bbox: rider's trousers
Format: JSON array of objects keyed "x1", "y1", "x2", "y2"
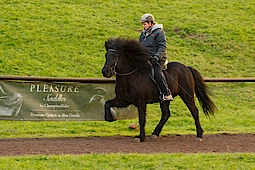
[{"x1": 151, "y1": 60, "x2": 171, "y2": 96}]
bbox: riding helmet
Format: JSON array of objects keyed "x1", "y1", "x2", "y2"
[{"x1": 140, "y1": 14, "x2": 155, "y2": 23}]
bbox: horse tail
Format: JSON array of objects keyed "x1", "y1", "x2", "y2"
[{"x1": 188, "y1": 67, "x2": 216, "y2": 117}]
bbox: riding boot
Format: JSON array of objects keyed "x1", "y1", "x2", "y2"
[
  {"x1": 163, "y1": 89, "x2": 173, "y2": 101},
  {"x1": 157, "y1": 77, "x2": 173, "y2": 101},
  {"x1": 151, "y1": 59, "x2": 173, "y2": 101}
]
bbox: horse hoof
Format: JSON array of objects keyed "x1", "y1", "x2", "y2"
[
  {"x1": 133, "y1": 138, "x2": 140, "y2": 143},
  {"x1": 197, "y1": 137, "x2": 203, "y2": 142},
  {"x1": 150, "y1": 135, "x2": 158, "y2": 139}
]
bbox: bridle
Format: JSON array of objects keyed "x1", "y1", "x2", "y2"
[{"x1": 105, "y1": 49, "x2": 141, "y2": 76}]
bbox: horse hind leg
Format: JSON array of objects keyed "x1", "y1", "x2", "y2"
[
  {"x1": 181, "y1": 94, "x2": 204, "y2": 139},
  {"x1": 151, "y1": 101, "x2": 171, "y2": 138}
]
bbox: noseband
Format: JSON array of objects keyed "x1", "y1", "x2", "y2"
[{"x1": 105, "y1": 49, "x2": 141, "y2": 76}]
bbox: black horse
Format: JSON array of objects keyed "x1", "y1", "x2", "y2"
[{"x1": 102, "y1": 38, "x2": 216, "y2": 142}]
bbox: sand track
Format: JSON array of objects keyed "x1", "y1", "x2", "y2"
[{"x1": 1, "y1": 133, "x2": 254, "y2": 156}]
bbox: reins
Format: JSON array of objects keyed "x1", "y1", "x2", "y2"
[{"x1": 115, "y1": 66, "x2": 141, "y2": 76}]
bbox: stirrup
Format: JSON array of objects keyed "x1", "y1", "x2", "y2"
[{"x1": 162, "y1": 94, "x2": 173, "y2": 101}]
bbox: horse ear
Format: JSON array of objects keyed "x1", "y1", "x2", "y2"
[{"x1": 105, "y1": 41, "x2": 108, "y2": 51}]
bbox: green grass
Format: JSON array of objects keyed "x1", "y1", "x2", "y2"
[
  {"x1": 0, "y1": 0, "x2": 254, "y2": 168},
  {"x1": 0, "y1": 0, "x2": 254, "y2": 78},
  {"x1": 0, "y1": 153, "x2": 255, "y2": 169},
  {"x1": 0, "y1": 82, "x2": 254, "y2": 138}
]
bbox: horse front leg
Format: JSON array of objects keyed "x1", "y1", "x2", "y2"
[
  {"x1": 104, "y1": 98, "x2": 129, "y2": 122},
  {"x1": 134, "y1": 103, "x2": 147, "y2": 142}
]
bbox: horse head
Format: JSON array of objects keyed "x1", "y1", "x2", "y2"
[
  {"x1": 102, "y1": 38, "x2": 150, "y2": 78},
  {"x1": 102, "y1": 40, "x2": 119, "y2": 78}
]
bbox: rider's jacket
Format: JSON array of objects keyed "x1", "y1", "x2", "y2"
[{"x1": 139, "y1": 23, "x2": 167, "y2": 66}]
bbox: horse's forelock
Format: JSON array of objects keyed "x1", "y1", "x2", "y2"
[
  {"x1": 105, "y1": 38, "x2": 116, "y2": 50},
  {"x1": 106, "y1": 38, "x2": 121, "y2": 50}
]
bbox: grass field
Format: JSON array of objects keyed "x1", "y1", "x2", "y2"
[
  {"x1": 0, "y1": 0, "x2": 254, "y2": 169},
  {"x1": 0, "y1": 0, "x2": 254, "y2": 78},
  {"x1": 1, "y1": 153, "x2": 255, "y2": 169}
]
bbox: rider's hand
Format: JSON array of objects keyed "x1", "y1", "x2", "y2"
[{"x1": 150, "y1": 57, "x2": 158, "y2": 65}]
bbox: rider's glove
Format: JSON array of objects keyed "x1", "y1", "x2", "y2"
[{"x1": 150, "y1": 57, "x2": 158, "y2": 65}]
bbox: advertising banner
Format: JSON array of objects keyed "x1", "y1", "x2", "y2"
[{"x1": 0, "y1": 80, "x2": 137, "y2": 121}]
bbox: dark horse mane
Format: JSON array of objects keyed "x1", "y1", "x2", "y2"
[{"x1": 105, "y1": 38, "x2": 151, "y2": 68}]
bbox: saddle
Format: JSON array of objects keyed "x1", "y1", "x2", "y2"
[{"x1": 148, "y1": 59, "x2": 168, "y2": 94}]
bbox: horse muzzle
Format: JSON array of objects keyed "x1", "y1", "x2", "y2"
[{"x1": 102, "y1": 66, "x2": 113, "y2": 78}]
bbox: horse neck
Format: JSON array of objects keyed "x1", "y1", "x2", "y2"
[
  {"x1": 116, "y1": 55, "x2": 137, "y2": 74},
  {"x1": 116, "y1": 59, "x2": 150, "y2": 82}
]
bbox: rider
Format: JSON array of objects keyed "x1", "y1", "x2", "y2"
[{"x1": 139, "y1": 14, "x2": 173, "y2": 101}]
